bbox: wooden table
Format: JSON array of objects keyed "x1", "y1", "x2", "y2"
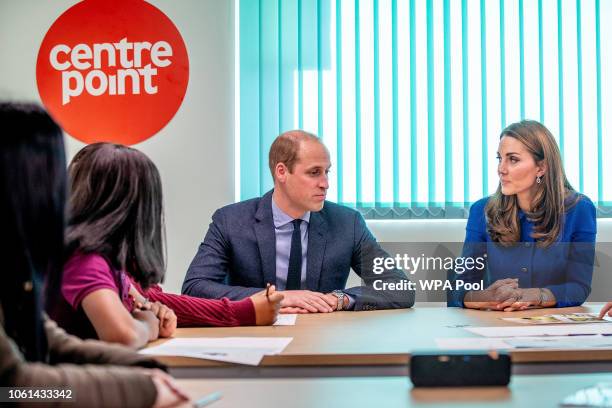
[
  {"x1": 176, "y1": 373, "x2": 612, "y2": 408},
  {"x1": 149, "y1": 303, "x2": 612, "y2": 371}
]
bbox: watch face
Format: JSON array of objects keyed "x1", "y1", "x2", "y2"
[{"x1": 333, "y1": 291, "x2": 344, "y2": 310}]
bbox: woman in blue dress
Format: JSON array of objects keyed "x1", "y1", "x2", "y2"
[{"x1": 448, "y1": 120, "x2": 596, "y2": 311}]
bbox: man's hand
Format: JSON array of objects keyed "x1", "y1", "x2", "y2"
[
  {"x1": 279, "y1": 306, "x2": 310, "y2": 314},
  {"x1": 279, "y1": 292, "x2": 347, "y2": 314},
  {"x1": 280, "y1": 290, "x2": 336, "y2": 313},
  {"x1": 325, "y1": 291, "x2": 350, "y2": 310}
]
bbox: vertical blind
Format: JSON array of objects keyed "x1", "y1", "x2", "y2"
[{"x1": 237, "y1": 0, "x2": 612, "y2": 218}]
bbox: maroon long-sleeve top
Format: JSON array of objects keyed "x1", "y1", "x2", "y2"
[{"x1": 131, "y1": 279, "x2": 256, "y2": 327}]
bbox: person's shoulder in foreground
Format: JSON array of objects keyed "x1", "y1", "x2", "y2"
[{"x1": 0, "y1": 302, "x2": 166, "y2": 407}]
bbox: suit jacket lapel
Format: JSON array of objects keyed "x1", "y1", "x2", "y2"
[
  {"x1": 254, "y1": 191, "x2": 277, "y2": 286},
  {"x1": 306, "y1": 211, "x2": 328, "y2": 291}
]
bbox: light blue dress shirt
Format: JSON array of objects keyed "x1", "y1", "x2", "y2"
[
  {"x1": 271, "y1": 198, "x2": 310, "y2": 290},
  {"x1": 271, "y1": 198, "x2": 355, "y2": 309}
]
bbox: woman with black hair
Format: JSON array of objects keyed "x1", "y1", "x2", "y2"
[
  {"x1": 0, "y1": 102, "x2": 188, "y2": 406},
  {"x1": 49, "y1": 142, "x2": 282, "y2": 347}
]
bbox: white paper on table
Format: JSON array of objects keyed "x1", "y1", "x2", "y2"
[
  {"x1": 273, "y1": 314, "x2": 297, "y2": 326},
  {"x1": 505, "y1": 335, "x2": 612, "y2": 349},
  {"x1": 140, "y1": 337, "x2": 293, "y2": 366},
  {"x1": 146, "y1": 349, "x2": 265, "y2": 366},
  {"x1": 436, "y1": 335, "x2": 612, "y2": 351},
  {"x1": 561, "y1": 382, "x2": 612, "y2": 407},
  {"x1": 466, "y1": 323, "x2": 612, "y2": 338},
  {"x1": 435, "y1": 338, "x2": 514, "y2": 350}
]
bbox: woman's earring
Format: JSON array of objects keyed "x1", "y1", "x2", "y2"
[{"x1": 536, "y1": 175, "x2": 542, "y2": 184}]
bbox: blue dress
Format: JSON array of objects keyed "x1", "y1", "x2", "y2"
[{"x1": 448, "y1": 194, "x2": 597, "y2": 308}]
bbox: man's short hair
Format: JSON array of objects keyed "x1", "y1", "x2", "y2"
[{"x1": 268, "y1": 130, "x2": 320, "y2": 180}]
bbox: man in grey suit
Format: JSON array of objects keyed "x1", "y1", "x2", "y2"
[{"x1": 182, "y1": 130, "x2": 414, "y2": 312}]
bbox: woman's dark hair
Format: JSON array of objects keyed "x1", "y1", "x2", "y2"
[
  {"x1": 66, "y1": 143, "x2": 165, "y2": 288},
  {"x1": 0, "y1": 102, "x2": 66, "y2": 362}
]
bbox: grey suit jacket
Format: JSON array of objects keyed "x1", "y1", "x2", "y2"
[{"x1": 182, "y1": 191, "x2": 414, "y2": 310}]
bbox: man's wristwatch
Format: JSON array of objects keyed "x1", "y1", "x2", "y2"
[{"x1": 332, "y1": 290, "x2": 345, "y2": 311}]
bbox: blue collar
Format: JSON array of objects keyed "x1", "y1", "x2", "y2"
[{"x1": 271, "y1": 197, "x2": 311, "y2": 228}]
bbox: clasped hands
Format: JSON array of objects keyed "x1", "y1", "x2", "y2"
[
  {"x1": 278, "y1": 290, "x2": 348, "y2": 314},
  {"x1": 464, "y1": 278, "x2": 545, "y2": 311},
  {"x1": 130, "y1": 285, "x2": 177, "y2": 338}
]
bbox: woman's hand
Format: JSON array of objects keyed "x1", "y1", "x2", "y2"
[
  {"x1": 137, "y1": 300, "x2": 177, "y2": 338},
  {"x1": 147, "y1": 369, "x2": 189, "y2": 408},
  {"x1": 149, "y1": 301, "x2": 177, "y2": 338},
  {"x1": 498, "y1": 288, "x2": 540, "y2": 311},
  {"x1": 501, "y1": 288, "x2": 557, "y2": 311},
  {"x1": 464, "y1": 279, "x2": 520, "y2": 310},
  {"x1": 131, "y1": 309, "x2": 160, "y2": 341},
  {"x1": 250, "y1": 285, "x2": 284, "y2": 325},
  {"x1": 599, "y1": 302, "x2": 612, "y2": 319}
]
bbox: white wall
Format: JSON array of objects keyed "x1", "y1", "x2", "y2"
[{"x1": 0, "y1": 0, "x2": 235, "y2": 293}]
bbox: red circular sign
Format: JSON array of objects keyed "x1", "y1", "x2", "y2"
[{"x1": 36, "y1": 0, "x2": 189, "y2": 145}]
